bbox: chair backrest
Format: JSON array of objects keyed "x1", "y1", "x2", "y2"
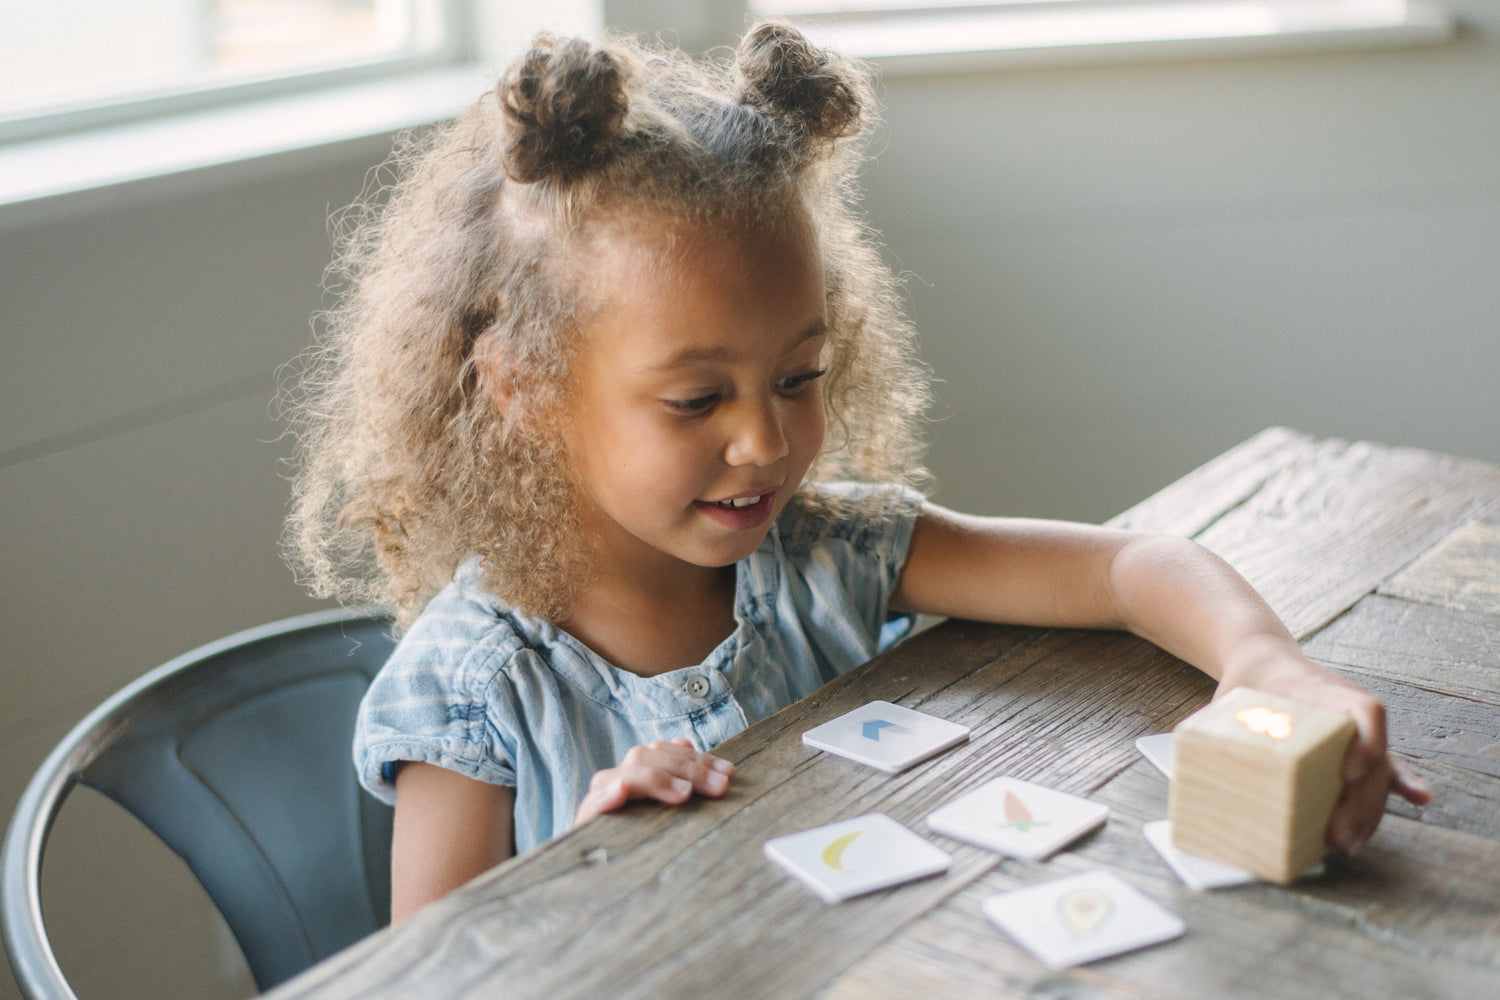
[{"x1": 2, "y1": 606, "x2": 397, "y2": 999}]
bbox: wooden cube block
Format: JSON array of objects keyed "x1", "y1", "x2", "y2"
[{"x1": 1168, "y1": 687, "x2": 1354, "y2": 884}]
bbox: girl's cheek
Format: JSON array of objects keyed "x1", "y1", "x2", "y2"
[{"x1": 800, "y1": 395, "x2": 827, "y2": 450}]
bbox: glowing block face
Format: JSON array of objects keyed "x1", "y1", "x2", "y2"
[
  {"x1": 1234, "y1": 706, "x2": 1293, "y2": 740},
  {"x1": 1168, "y1": 687, "x2": 1355, "y2": 884}
]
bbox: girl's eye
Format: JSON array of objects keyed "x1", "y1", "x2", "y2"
[
  {"x1": 665, "y1": 369, "x2": 824, "y2": 416},
  {"x1": 777, "y1": 368, "x2": 827, "y2": 393},
  {"x1": 666, "y1": 393, "x2": 720, "y2": 415}
]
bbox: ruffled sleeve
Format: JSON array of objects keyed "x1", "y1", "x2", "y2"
[
  {"x1": 773, "y1": 481, "x2": 924, "y2": 657},
  {"x1": 352, "y1": 581, "x2": 521, "y2": 804}
]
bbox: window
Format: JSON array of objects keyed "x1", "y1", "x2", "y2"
[
  {"x1": 0, "y1": 0, "x2": 613, "y2": 221},
  {"x1": 746, "y1": 1, "x2": 1455, "y2": 71},
  {"x1": 0, "y1": 0, "x2": 462, "y2": 142}
]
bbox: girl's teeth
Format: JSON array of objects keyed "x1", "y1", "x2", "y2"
[{"x1": 716, "y1": 495, "x2": 759, "y2": 508}]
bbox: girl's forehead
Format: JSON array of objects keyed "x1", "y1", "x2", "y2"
[
  {"x1": 567, "y1": 207, "x2": 829, "y2": 364},
  {"x1": 578, "y1": 217, "x2": 825, "y2": 332}
]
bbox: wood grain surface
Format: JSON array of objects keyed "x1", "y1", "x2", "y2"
[
  {"x1": 269, "y1": 429, "x2": 1500, "y2": 1000},
  {"x1": 1380, "y1": 504, "x2": 1500, "y2": 616}
]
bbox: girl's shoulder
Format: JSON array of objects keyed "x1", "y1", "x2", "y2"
[
  {"x1": 373, "y1": 559, "x2": 545, "y2": 695},
  {"x1": 353, "y1": 559, "x2": 536, "y2": 803}
]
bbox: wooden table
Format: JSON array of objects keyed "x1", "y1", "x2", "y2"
[{"x1": 272, "y1": 428, "x2": 1500, "y2": 1000}]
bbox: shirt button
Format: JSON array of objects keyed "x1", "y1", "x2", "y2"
[{"x1": 684, "y1": 675, "x2": 711, "y2": 699}]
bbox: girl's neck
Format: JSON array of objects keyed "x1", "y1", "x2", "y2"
[{"x1": 560, "y1": 562, "x2": 738, "y2": 678}]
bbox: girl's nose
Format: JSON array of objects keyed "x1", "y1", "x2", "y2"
[{"x1": 724, "y1": 398, "x2": 790, "y2": 467}]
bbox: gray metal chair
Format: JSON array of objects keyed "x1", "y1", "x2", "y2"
[{"x1": 2, "y1": 606, "x2": 397, "y2": 999}]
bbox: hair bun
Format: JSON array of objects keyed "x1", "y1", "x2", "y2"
[
  {"x1": 497, "y1": 36, "x2": 631, "y2": 183},
  {"x1": 736, "y1": 22, "x2": 864, "y2": 144}
]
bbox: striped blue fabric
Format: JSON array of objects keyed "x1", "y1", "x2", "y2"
[{"x1": 353, "y1": 481, "x2": 922, "y2": 853}]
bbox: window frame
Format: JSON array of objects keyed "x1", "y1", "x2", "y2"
[
  {"x1": 0, "y1": 0, "x2": 474, "y2": 145},
  {"x1": 0, "y1": 0, "x2": 612, "y2": 228},
  {"x1": 747, "y1": 0, "x2": 1457, "y2": 76}
]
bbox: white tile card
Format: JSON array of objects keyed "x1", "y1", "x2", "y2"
[
  {"x1": 983, "y1": 870, "x2": 1185, "y2": 969},
  {"x1": 1143, "y1": 819, "x2": 1324, "y2": 889},
  {"x1": 802, "y1": 700, "x2": 969, "y2": 773},
  {"x1": 1135, "y1": 733, "x2": 1175, "y2": 778},
  {"x1": 1142, "y1": 819, "x2": 1257, "y2": 891},
  {"x1": 764, "y1": 813, "x2": 951, "y2": 903},
  {"x1": 926, "y1": 777, "x2": 1108, "y2": 860}
]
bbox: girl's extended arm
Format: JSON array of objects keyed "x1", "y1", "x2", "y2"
[
  {"x1": 391, "y1": 762, "x2": 515, "y2": 922},
  {"x1": 890, "y1": 502, "x2": 1430, "y2": 856}
]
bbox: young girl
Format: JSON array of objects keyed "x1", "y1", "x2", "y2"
[{"x1": 283, "y1": 22, "x2": 1427, "y2": 922}]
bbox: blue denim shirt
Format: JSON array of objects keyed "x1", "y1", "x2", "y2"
[{"x1": 353, "y1": 481, "x2": 921, "y2": 853}]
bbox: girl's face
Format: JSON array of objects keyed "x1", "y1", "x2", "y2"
[{"x1": 561, "y1": 211, "x2": 828, "y2": 585}]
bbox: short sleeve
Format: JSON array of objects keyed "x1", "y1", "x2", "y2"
[
  {"x1": 352, "y1": 602, "x2": 519, "y2": 805},
  {"x1": 773, "y1": 481, "x2": 924, "y2": 654}
]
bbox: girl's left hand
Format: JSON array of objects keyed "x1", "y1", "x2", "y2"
[{"x1": 1215, "y1": 660, "x2": 1431, "y2": 857}]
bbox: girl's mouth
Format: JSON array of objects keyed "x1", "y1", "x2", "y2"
[{"x1": 696, "y1": 491, "x2": 775, "y2": 530}]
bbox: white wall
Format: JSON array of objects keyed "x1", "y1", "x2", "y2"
[
  {"x1": 1, "y1": 156, "x2": 379, "y2": 999},
  {"x1": 861, "y1": 8, "x2": 1500, "y2": 522},
  {"x1": 3, "y1": 4, "x2": 1497, "y2": 997}
]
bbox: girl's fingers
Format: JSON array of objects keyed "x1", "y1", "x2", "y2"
[
  {"x1": 1330, "y1": 753, "x2": 1428, "y2": 856},
  {"x1": 573, "y1": 779, "x2": 630, "y2": 827},
  {"x1": 1328, "y1": 703, "x2": 1431, "y2": 855},
  {"x1": 1391, "y1": 759, "x2": 1431, "y2": 806},
  {"x1": 574, "y1": 743, "x2": 736, "y2": 828},
  {"x1": 620, "y1": 742, "x2": 734, "y2": 797},
  {"x1": 1324, "y1": 699, "x2": 1389, "y2": 854},
  {"x1": 1328, "y1": 763, "x2": 1387, "y2": 856}
]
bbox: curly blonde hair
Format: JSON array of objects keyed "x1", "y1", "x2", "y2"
[{"x1": 281, "y1": 22, "x2": 931, "y2": 627}]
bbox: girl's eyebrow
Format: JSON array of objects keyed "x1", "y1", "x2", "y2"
[{"x1": 645, "y1": 320, "x2": 828, "y2": 373}]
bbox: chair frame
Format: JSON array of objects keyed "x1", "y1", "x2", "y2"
[{"x1": 2, "y1": 605, "x2": 395, "y2": 1000}]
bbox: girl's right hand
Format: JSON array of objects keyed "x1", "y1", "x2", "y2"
[{"x1": 574, "y1": 738, "x2": 734, "y2": 827}]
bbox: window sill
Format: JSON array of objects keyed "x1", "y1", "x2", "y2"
[
  {"x1": 0, "y1": 66, "x2": 488, "y2": 231},
  {"x1": 794, "y1": 1, "x2": 1456, "y2": 76}
]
